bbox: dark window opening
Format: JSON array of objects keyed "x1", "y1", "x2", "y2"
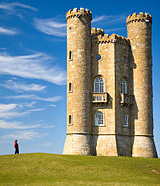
[
  {"x1": 69, "y1": 115, "x2": 72, "y2": 124},
  {"x1": 69, "y1": 51, "x2": 72, "y2": 60},
  {"x1": 69, "y1": 83, "x2": 72, "y2": 92}
]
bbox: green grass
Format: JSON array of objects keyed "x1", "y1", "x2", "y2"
[{"x1": 0, "y1": 153, "x2": 160, "y2": 185}]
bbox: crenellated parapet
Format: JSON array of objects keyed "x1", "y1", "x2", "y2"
[
  {"x1": 66, "y1": 8, "x2": 92, "y2": 21},
  {"x1": 97, "y1": 34, "x2": 130, "y2": 46},
  {"x1": 126, "y1": 12, "x2": 152, "y2": 25},
  {"x1": 91, "y1": 27, "x2": 104, "y2": 36}
]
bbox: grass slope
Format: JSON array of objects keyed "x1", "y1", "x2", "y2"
[{"x1": 0, "y1": 153, "x2": 160, "y2": 185}]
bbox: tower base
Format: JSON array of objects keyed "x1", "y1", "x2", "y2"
[
  {"x1": 132, "y1": 136, "x2": 158, "y2": 158},
  {"x1": 63, "y1": 134, "x2": 92, "y2": 155},
  {"x1": 93, "y1": 135, "x2": 118, "y2": 156}
]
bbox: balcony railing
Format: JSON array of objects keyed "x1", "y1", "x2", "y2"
[
  {"x1": 93, "y1": 92, "x2": 107, "y2": 103},
  {"x1": 120, "y1": 93, "x2": 134, "y2": 105}
]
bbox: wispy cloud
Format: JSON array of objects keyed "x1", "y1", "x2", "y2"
[
  {"x1": 92, "y1": 15, "x2": 112, "y2": 23},
  {"x1": 5, "y1": 94, "x2": 62, "y2": 103},
  {"x1": 0, "y1": 2, "x2": 37, "y2": 12},
  {"x1": 42, "y1": 142, "x2": 52, "y2": 147},
  {"x1": 105, "y1": 27, "x2": 125, "y2": 33},
  {"x1": 0, "y1": 103, "x2": 17, "y2": 113},
  {"x1": 0, "y1": 119, "x2": 55, "y2": 130},
  {"x1": 1, "y1": 79, "x2": 46, "y2": 92},
  {"x1": 0, "y1": 27, "x2": 18, "y2": 35},
  {"x1": 0, "y1": 103, "x2": 28, "y2": 119},
  {"x1": 1, "y1": 130, "x2": 41, "y2": 140},
  {"x1": 0, "y1": 120, "x2": 42, "y2": 129},
  {"x1": 92, "y1": 14, "x2": 127, "y2": 35},
  {"x1": 0, "y1": 111, "x2": 28, "y2": 119},
  {"x1": 25, "y1": 101, "x2": 36, "y2": 108},
  {"x1": 28, "y1": 108, "x2": 44, "y2": 112},
  {"x1": 92, "y1": 14, "x2": 126, "y2": 25},
  {"x1": 0, "y1": 52, "x2": 66, "y2": 85},
  {"x1": 0, "y1": 102, "x2": 47, "y2": 119},
  {"x1": 34, "y1": 18, "x2": 66, "y2": 37}
]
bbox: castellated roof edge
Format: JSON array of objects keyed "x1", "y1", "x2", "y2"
[
  {"x1": 91, "y1": 27, "x2": 104, "y2": 36},
  {"x1": 66, "y1": 8, "x2": 92, "y2": 20},
  {"x1": 126, "y1": 12, "x2": 152, "y2": 25},
  {"x1": 97, "y1": 34, "x2": 130, "y2": 45}
]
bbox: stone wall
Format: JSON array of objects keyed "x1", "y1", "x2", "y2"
[{"x1": 63, "y1": 9, "x2": 157, "y2": 158}]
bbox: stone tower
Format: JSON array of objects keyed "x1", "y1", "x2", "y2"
[
  {"x1": 63, "y1": 8, "x2": 92, "y2": 155},
  {"x1": 126, "y1": 13, "x2": 157, "y2": 157},
  {"x1": 63, "y1": 8, "x2": 158, "y2": 158}
]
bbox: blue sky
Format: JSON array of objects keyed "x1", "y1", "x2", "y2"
[{"x1": 0, "y1": 0, "x2": 160, "y2": 157}]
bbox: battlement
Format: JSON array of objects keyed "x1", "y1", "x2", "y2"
[
  {"x1": 91, "y1": 27, "x2": 104, "y2": 36},
  {"x1": 66, "y1": 8, "x2": 92, "y2": 21},
  {"x1": 97, "y1": 34, "x2": 129, "y2": 46},
  {"x1": 126, "y1": 12, "x2": 152, "y2": 25}
]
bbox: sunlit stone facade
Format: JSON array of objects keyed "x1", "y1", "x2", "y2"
[{"x1": 63, "y1": 8, "x2": 157, "y2": 158}]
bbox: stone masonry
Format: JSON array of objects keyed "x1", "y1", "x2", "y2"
[{"x1": 63, "y1": 8, "x2": 158, "y2": 158}]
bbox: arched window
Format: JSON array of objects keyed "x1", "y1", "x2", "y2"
[
  {"x1": 69, "y1": 51, "x2": 72, "y2": 60},
  {"x1": 94, "y1": 77, "x2": 104, "y2": 93},
  {"x1": 121, "y1": 80, "x2": 127, "y2": 94},
  {"x1": 95, "y1": 111, "x2": 103, "y2": 126}
]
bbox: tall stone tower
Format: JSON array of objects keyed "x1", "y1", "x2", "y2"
[
  {"x1": 126, "y1": 13, "x2": 157, "y2": 157},
  {"x1": 63, "y1": 8, "x2": 92, "y2": 155},
  {"x1": 63, "y1": 8, "x2": 157, "y2": 158}
]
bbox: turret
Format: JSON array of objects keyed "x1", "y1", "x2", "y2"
[
  {"x1": 63, "y1": 8, "x2": 92, "y2": 155},
  {"x1": 126, "y1": 12, "x2": 157, "y2": 157}
]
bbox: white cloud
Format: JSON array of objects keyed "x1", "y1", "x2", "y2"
[
  {"x1": 0, "y1": 27, "x2": 18, "y2": 35},
  {"x1": 1, "y1": 79, "x2": 46, "y2": 92},
  {"x1": 42, "y1": 142, "x2": 52, "y2": 146},
  {"x1": 0, "y1": 120, "x2": 42, "y2": 129},
  {"x1": 92, "y1": 15, "x2": 111, "y2": 23},
  {"x1": 34, "y1": 18, "x2": 66, "y2": 37},
  {"x1": 1, "y1": 130, "x2": 40, "y2": 140},
  {"x1": 6, "y1": 94, "x2": 62, "y2": 103},
  {"x1": 0, "y1": 111, "x2": 28, "y2": 119},
  {"x1": 0, "y1": 119, "x2": 55, "y2": 130},
  {"x1": 0, "y1": 2, "x2": 37, "y2": 12},
  {"x1": 0, "y1": 103, "x2": 17, "y2": 113},
  {"x1": 92, "y1": 14, "x2": 126, "y2": 26},
  {"x1": 0, "y1": 103, "x2": 28, "y2": 119},
  {"x1": 105, "y1": 27, "x2": 125, "y2": 33},
  {"x1": 0, "y1": 102, "x2": 42, "y2": 119},
  {"x1": 49, "y1": 104, "x2": 57, "y2": 108},
  {"x1": 24, "y1": 101, "x2": 36, "y2": 108},
  {"x1": 28, "y1": 108, "x2": 44, "y2": 112},
  {"x1": 0, "y1": 52, "x2": 66, "y2": 85},
  {"x1": 43, "y1": 125, "x2": 55, "y2": 128}
]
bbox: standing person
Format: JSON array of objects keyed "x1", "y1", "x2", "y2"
[{"x1": 14, "y1": 140, "x2": 19, "y2": 154}]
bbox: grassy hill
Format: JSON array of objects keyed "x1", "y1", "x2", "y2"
[{"x1": 0, "y1": 153, "x2": 160, "y2": 185}]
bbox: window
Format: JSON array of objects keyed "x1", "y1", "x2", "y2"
[
  {"x1": 96, "y1": 54, "x2": 101, "y2": 61},
  {"x1": 124, "y1": 57, "x2": 127, "y2": 62},
  {"x1": 94, "y1": 77, "x2": 104, "y2": 93},
  {"x1": 69, "y1": 83, "x2": 72, "y2": 92},
  {"x1": 69, "y1": 115, "x2": 71, "y2": 124},
  {"x1": 95, "y1": 111, "x2": 103, "y2": 126},
  {"x1": 69, "y1": 51, "x2": 72, "y2": 60},
  {"x1": 121, "y1": 80, "x2": 127, "y2": 94},
  {"x1": 123, "y1": 114, "x2": 128, "y2": 127}
]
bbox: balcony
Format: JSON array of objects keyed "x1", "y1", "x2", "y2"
[
  {"x1": 120, "y1": 93, "x2": 134, "y2": 105},
  {"x1": 92, "y1": 92, "x2": 108, "y2": 103}
]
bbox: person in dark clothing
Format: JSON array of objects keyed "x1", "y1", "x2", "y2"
[{"x1": 14, "y1": 140, "x2": 19, "y2": 154}]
